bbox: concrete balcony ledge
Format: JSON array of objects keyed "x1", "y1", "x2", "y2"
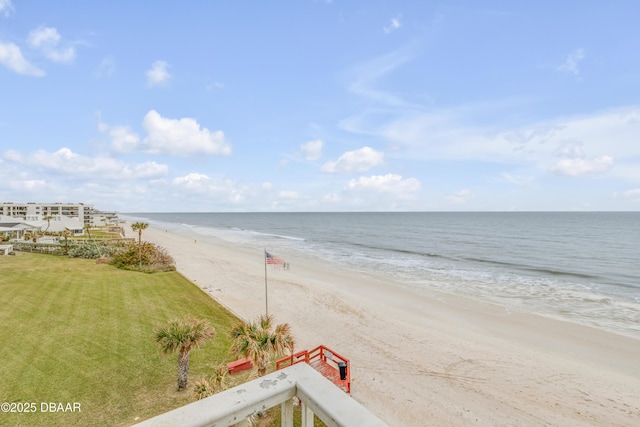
[{"x1": 135, "y1": 362, "x2": 388, "y2": 427}]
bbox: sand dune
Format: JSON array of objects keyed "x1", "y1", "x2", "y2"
[{"x1": 140, "y1": 225, "x2": 640, "y2": 426}]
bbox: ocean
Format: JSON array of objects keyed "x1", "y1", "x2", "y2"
[{"x1": 125, "y1": 212, "x2": 640, "y2": 339}]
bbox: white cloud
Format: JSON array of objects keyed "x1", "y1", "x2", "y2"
[
  {"x1": 120, "y1": 162, "x2": 168, "y2": 179},
  {"x1": 446, "y1": 189, "x2": 474, "y2": 205},
  {"x1": 99, "y1": 111, "x2": 231, "y2": 157},
  {"x1": 322, "y1": 193, "x2": 340, "y2": 203},
  {"x1": 378, "y1": 106, "x2": 640, "y2": 177},
  {"x1": 384, "y1": 16, "x2": 402, "y2": 34},
  {"x1": 278, "y1": 190, "x2": 299, "y2": 200},
  {"x1": 548, "y1": 141, "x2": 613, "y2": 176},
  {"x1": 346, "y1": 173, "x2": 420, "y2": 195},
  {"x1": 27, "y1": 27, "x2": 60, "y2": 48},
  {"x1": 301, "y1": 139, "x2": 324, "y2": 160},
  {"x1": 624, "y1": 189, "x2": 640, "y2": 202},
  {"x1": 103, "y1": 124, "x2": 140, "y2": 153},
  {"x1": 557, "y1": 48, "x2": 585, "y2": 75},
  {"x1": 206, "y1": 81, "x2": 224, "y2": 91},
  {"x1": 554, "y1": 141, "x2": 584, "y2": 158},
  {"x1": 27, "y1": 27, "x2": 76, "y2": 63},
  {"x1": 47, "y1": 47, "x2": 75, "y2": 63},
  {"x1": 3, "y1": 149, "x2": 21, "y2": 162},
  {"x1": 97, "y1": 56, "x2": 115, "y2": 77},
  {"x1": 261, "y1": 182, "x2": 273, "y2": 191},
  {"x1": 142, "y1": 110, "x2": 231, "y2": 156},
  {"x1": 550, "y1": 156, "x2": 613, "y2": 176},
  {"x1": 9, "y1": 179, "x2": 47, "y2": 191},
  {"x1": 276, "y1": 158, "x2": 289, "y2": 169},
  {"x1": 321, "y1": 146, "x2": 384, "y2": 173},
  {"x1": 342, "y1": 49, "x2": 635, "y2": 182},
  {"x1": 0, "y1": 41, "x2": 45, "y2": 76},
  {"x1": 3, "y1": 147, "x2": 168, "y2": 179},
  {"x1": 172, "y1": 173, "x2": 246, "y2": 203},
  {"x1": 172, "y1": 173, "x2": 211, "y2": 189},
  {"x1": 0, "y1": 0, "x2": 14, "y2": 17},
  {"x1": 346, "y1": 46, "x2": 419, "y2": 109},
  {"x1": 500, "y1": 172, "x2": 533, "y2": 186},
  {"x1": 146, "y1": 60, "x2": 171, "y2": 87}
]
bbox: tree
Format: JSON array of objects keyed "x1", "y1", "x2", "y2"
[
  {"x1": 130, "y1": 222, "x2": 149, "y2": 269},
  {"x1": 230, "y1": 315, "x2": 295, "y2": 377},
  {"x1": 155, "y1": 318, "x2": 215, "y2": 391},
  {"x1": 84, "y1": 224, "x2": 92, "y2": 240},
  {"x1": 59, "y1": 229, "x2": 72, "y2": 255},
  {"x1": 193, "y1": 363, "x2": 232, "y2": 400},
  {"x1": 44, "y1": 216, "x2": 53, "y2": 232}
]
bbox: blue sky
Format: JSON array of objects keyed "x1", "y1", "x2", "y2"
[{"x1": 1, "y1": 1, "x2": 639, "y2": 212}]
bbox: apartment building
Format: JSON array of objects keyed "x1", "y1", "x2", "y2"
[{"x1": 0, "y1": 202, "x2": 118, "y2": 233}]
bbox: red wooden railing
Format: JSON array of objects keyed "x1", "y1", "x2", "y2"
[{"x1": 276, "y1": 345, "x2": 350, "y2": 393}]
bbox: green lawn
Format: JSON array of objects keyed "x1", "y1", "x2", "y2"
[
  {"x1": 0, "y1": 253, "x2": 240, "y2": 426},
  {"x1": 72, "y1": 229, "x2": 123, "y2": 240}
]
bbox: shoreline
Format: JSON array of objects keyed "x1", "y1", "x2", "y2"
[{"x1": 137, "y1": 224, "x2": 640, "y2": 426}]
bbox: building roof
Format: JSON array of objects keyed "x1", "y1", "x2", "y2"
[{"x1": 0, "y1": 222, "x2": 39, "y2": 230}]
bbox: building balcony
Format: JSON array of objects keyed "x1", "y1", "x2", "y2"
[{"x1": 134, "y1": 362, "x2": 388, "y2": 427}]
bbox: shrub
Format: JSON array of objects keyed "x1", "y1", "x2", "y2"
[
  {"x1": 67, "y1": 241, "x2": 122, "y2": 259},
  {"x1": 11, "y1": 242, "x2": 65, "y2": 256},
  {"x1": 110, "y1": 242, "x2": 175, "y2": 272}
]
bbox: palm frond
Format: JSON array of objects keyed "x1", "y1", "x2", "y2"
[
  {"x1": 229, "y1": 315, "x2": 295, "y2": 376},
  {"x1": 155, "y1": 317, "x2": 215, "y2": 356}
]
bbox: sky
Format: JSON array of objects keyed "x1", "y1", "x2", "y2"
[{"x1": 1, "y1": 1, "x2": 639, "y2": 212}]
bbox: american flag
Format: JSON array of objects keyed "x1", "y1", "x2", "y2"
[{"x1": 265, "y1": 251, "x2": 285, "y2": 266}]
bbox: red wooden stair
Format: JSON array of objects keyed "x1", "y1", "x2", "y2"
[{"x1": 276, "y1": 345, "x2": 350, "y2": 394}]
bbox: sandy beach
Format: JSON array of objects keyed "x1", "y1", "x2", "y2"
[{"x1": 139, "y1": 225, "x2": 640, "y2": 426}]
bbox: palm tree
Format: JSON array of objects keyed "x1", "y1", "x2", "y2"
[
  {"x1": 193, "y1": 363, "x2": 232, "y2": 400},
  {"x1": 44, "y1": 215, "x2": 53, "y2": 232},
  {"x1": 155, "y1": 318, "x2": 215, "y2": 391},
  {"x1": 59, "y1": 229, "x2": 72, "y2": 255},
  {"x1": 83, "y1": 224, "x2": 92, "y2": 240},
  {"x1": 130, "y1": 222, "x2": 149, "y2": 269},
  {"x1": 230, "y1": 315, "x2": 295, "y2": 377}
]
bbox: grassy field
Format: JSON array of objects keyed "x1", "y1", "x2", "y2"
[
  {"x1": 74, "y1": 229, "x2": 124, "y2": 240},
  {"x1": 0, "y1": 252, "x2": 240, "y2": 426}
]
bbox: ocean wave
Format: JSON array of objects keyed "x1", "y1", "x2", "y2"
[
  {"x1": 523, "y1": 266, "x2": 600, "y2": 280},
  {"x1": 336, "y1": 240, "x2": 448, "y2": 260},
  {"x1": 246, "y1": 230, "x2": 306, "y2": 241},
  {"x1": 422, "y1": 271, "x2": 640, "y2": 338},
  {"x1": 464, "y1": 256, "x2": 601, "y2": 282}
]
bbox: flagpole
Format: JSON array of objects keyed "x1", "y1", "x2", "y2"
[{"x1": 264, "y1": 248, "x2": 268, "y2": 317}]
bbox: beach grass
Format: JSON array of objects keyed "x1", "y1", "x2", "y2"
[{"x1": 0, "y1": 252, "x2": 240, "y2": 426}]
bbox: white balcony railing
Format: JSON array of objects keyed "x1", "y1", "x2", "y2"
[{"x1": 134, "y1": 362, "x2": 388, "y2": 427}]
